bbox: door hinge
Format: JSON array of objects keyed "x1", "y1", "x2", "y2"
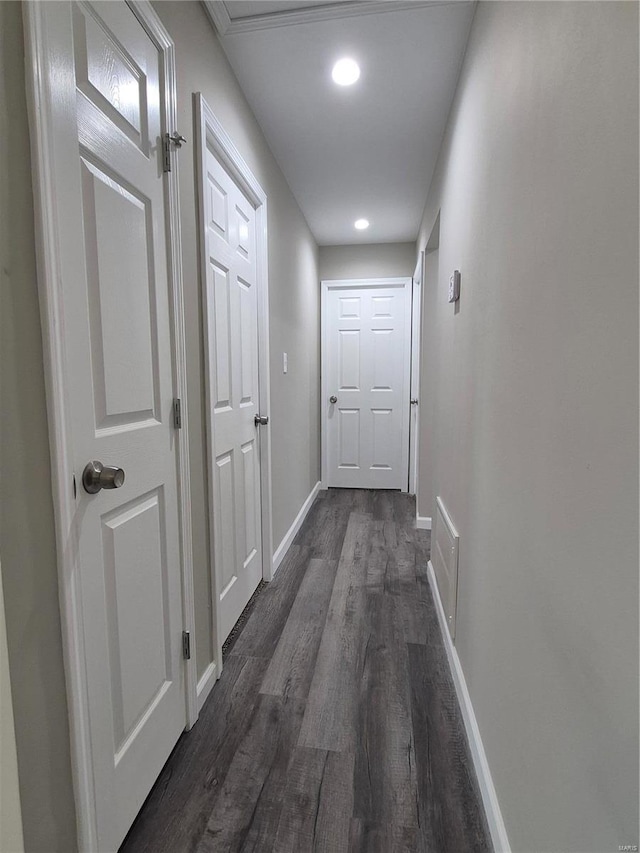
[
  {"x1": 182, "y1": 631, "x2": 191, "y2": 660},
  {"x1": 162, "y1": 133, "x2": 172, "y2": 173},
  {"x1": 163, "y1": 132, "x2": 187, "y2": 173},
  {"x1": 173, "y1": 398, "x2": 182, "y2": 429}
]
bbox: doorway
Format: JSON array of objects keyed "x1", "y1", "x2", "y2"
[
  {"x1": 321, "y1": 277, "x2": 412, "y2": 490},
  {"x1": 25, "y1": 2, "x2": 196, "y2": 849},
  {"x1": 195, "y1": 95, "x2": 273, "y2": 673}
]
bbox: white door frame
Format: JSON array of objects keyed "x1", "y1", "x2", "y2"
[
  {"x1": 195, "y1": 93, "x2": 274, "y2": 676},
  {"x1": 321, "y1": 277, "x2": 412, "y2": 491},
  {"x1": 408, "y1": 252, "x2": 424, "y2": 495},
  {"x1": 23, "y1": 3, "x2": 197, "y2": 849}
]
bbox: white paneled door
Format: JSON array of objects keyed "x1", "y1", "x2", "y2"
[
  {"x1": 26, "y1": 2, "x2": 190, "y2": 849},
  {"x1": 323, "y1": 279, "x2": 412, "y2": 490},
  {"x1": 204, "y1": 146, "x2": 264, "y2": 641}
]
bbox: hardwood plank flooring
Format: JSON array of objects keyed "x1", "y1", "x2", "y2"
[
  {"x1": 119, "y1": 655, "x2": 266, "y2": 853},
  {"x1": 273, "y1": 748, "x2": 354, "y2": 853},
  {"x1": 297, "y1": 512, "x2": 372, "y2": 753},
  {"x1": 120, "y1": 489, "x2": 492, "y2": 853},
  {"x1": 349, "y1": 819, "x2": 419, "y2": 853},
  {"x1": 353, "y1": 581, "x2": 418, "y2": 830},
  {"x1": 408, "y1": 641, "x2": 492, "y2": 853},
  {"x1": 230, "y1": 544, "x2": 311, "y2": 659},
  {"x1": 197, "y1": 694, "x2": 306, "y2": 853},
  {"x1": 261, "y1": 558, "x2": 338, "y2": 699}
]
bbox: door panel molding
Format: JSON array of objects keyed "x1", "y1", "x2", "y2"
[
  {"x1": 195, "y1": 93, "x2": 273, "y2": 682},
  {"x1": 321, "y1": 278, "x2": 412, "y2": 490},
  {"x1": 23, "y1": 3, "x2": 196, "y2": 849}
]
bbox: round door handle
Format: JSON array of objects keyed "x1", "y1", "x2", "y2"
[
  {"x1": 329, "y1": 396, "x2": 338, "y2": 404},
  {"x1": 410, "y1": 398, "x2": 419, "y2": 405},
  {"x1": 82, "y1": 461, "x2": 125, "y2": 494},
  {"x1": 254, "y1": 414, "x2": 269, "y2": 426}
]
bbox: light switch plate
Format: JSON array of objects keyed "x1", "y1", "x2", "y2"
[
  {"x1": 283, "y1": 352, "x2": 288, "y2": 374},
  {"x1": 448, "y1": 270, "x2": 460, "y2": 303}
]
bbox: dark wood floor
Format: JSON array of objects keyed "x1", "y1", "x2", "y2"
[{"x1": 121, "y1": 489, "x2": 492, "y2": 853}]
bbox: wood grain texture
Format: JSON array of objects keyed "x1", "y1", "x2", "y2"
[
  {"x1": 197, "y1": 694, "x2": 306, "y2": 853},
  {"x1": 408, "y1": 640, "x2": 492, "y2": 853},
  {"x1": 297, "y1": 489, "x2": 353, "y2": 560},
  {"x1": 230, "y1": 544, "x2": 311, "y2": 659},
  {"x1": 121, "y1": 490, "x2": 492, "y2": 853},
  {"x1": 365, "y1": 519, "x2": 395, "y2": 592},
  {"x1": 273, "y1": 747, "x2": 354, "y2": 853},
  {"x1": 396, "y1": 521, "x2": 431, "y2": 645},
  {"x1": 353, "y1": 585, "x2": 418, "y2": 829},
  {"x1": 297, "y1": 512, "x2": 372, "y2": 752},
  {"x1": 349, "y1": 819, "x2": 419, "y2": 853},
  {"x1": 119, "y1": 655, "x2": 265, "y2": 853},
  {"x1": 261, "y1": 558, "x2": 338, "y2": 699}
]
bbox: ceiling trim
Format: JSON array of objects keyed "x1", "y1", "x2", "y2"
[
  {"x1": 202, "y1": 0, "x2": 457, "y2": 36},
  {"x1": 202, "y1": 0, "x2": 232, "y2": 34}
]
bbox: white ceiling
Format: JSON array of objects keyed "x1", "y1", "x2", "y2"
[
  {"x1": 206, "y1": 0, "x2": 476, "y2": 245},
  {"x1": 223, "y1": 0, "x2": 348, "y2": 20}
]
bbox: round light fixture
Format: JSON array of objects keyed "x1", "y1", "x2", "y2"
[
  {"x1": 332, "y1": 58, "x2": 360, "y2": 86},
  {"x1": 354, "y1": 218, "x2": 369, "y2": 230}
]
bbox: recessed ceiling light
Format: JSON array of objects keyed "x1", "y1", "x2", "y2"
[
  {"x1": 354, "y1": 218, "x2": 369, "y2": 230},
  {"x1": 332, "y1": 58, "x2": 360, "y2": 86}
]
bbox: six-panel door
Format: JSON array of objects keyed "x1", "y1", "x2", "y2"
[
  {"x1": 325, "y1": 282, "x2": 411, "y2": 489},
  {"x1": 205, "y1": 147, "x2": 263, "y2": 642}
]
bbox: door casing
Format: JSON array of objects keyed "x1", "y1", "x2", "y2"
[
  {"x1": 195, "y1": 93, "x2": 274, "y2": 690},
  {"x1": 23, "y1": 3, "x2": 197, "y2": 849},
  {"x1": 321, "y1": 277, "x2": 413, "y2": 491},
  {"x1": 408, "y1": 252, "x2": 424, "y2": 495}
]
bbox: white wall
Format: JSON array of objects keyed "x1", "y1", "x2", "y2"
[
  {"x1": 417, "y1": 224, "x2": 439, "y2": 520},
  {"x1": 0, "y1": 4, "x2": 77, "y2": 849},
  {"x1": 0, "y1": 562, "x2": 24, "y2": 853},
  {"x1": 153, "y1": 1, "x2": 320, "y2": 682},
  {"x1": 319, "y1": 242, "x2": 416, "y2": 280},
  {"x1": 416, "y1": 3, "x2": 638, "y2": 851}
]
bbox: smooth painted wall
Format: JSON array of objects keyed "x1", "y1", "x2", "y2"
[
  {"x1": 415, "y1": 3, "x2": 638, "y2": 851},
  {"x1": 0, "y1": 2, "x2": 320, "y2": 849},
  {"x1": 0, "y1": 563, "x2": 24, "y2": 853},
  {"x1": 0, "y1": 4, "x2": 77, "y2": 849},
  {"x1": 319, "y1": 242, "x2": 416, "y2": 281},
  {"x1": 153, "y1": 1, "x2": 320, "y2": 682}
]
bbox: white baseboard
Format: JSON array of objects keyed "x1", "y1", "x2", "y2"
[
  {"x1": 416, "y1": 514, "x2": 432, "y2": 530},
  {"x1": 272, "y1": 481, "x2": 321, "y2": 575},
  {"x1": 427, "y1": 560, "x2": 511, "y2": 853},
  {"x1": 196, "y1": 661, "x2": 217, "y2": 712}
]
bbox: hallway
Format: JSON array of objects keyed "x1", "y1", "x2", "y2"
[
  {"x1": 1, "y1": 1, "x2": 637, "y2": 849},
  {"x1": 121, "y1": 489, "x2": 491, "y2": 852}
]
